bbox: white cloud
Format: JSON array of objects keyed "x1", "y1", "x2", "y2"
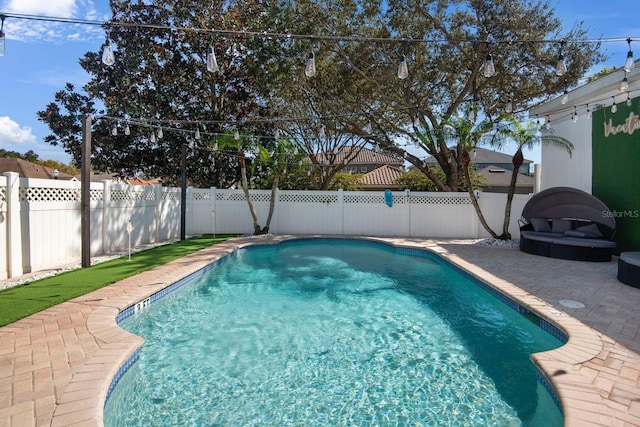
[
  {"x1": 3, "y1": 0, "x2": 77, "y2": 17},
  {"x1": 0, "y1": 116, "x2": 38, "y2": 146},
  {"x1": 0, "y1": 0, "x2": 107, "y2": 43}
]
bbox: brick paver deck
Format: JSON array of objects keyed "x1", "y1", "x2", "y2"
[{"x1": 1, "y1": 236, "x2": 639, "y2": 426}]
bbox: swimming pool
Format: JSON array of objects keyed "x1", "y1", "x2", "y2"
[{"x1": 105, "y1": 238, "x2": 564, "y2": 426}]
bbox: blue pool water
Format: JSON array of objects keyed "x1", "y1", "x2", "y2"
[{"x1": 105, "y1": 239, "x2": 563, "y2": 426}]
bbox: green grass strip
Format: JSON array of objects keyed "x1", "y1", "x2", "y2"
[{"x1": 0, "y1": 234, "x2": 237, "y2": 327}]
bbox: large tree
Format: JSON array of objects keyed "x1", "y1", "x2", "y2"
[
  {"x1": 38, "y1": 0, "x2": 282, "y2": 187},
  {"x1": 274, "y1": 0, "x2": 603, "y2": 191}
]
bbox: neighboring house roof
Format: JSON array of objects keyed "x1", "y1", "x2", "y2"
[
  {"x1": 477, "y1": 165, "x2": 535, "y2": 189},
  {"x1": 0, "y1": 158, "x2": 76, "y2": 180},
  {"x1": 363, "y1": 165, "x2": 404, "y2": 189},
  {"x1": 424, "y1": 146, "x2": 532, "y2": 165},
  {"x1": 315, "y1": 146, "x2": 404, "y2": 166}
]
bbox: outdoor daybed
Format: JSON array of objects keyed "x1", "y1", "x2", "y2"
[{"x1": 519, "y1": 187, "x2": 617, "y2": 262}]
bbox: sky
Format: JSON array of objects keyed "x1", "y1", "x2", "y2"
[{"x1": 0, "y1": 1, "x2": 639, "y2": 166}]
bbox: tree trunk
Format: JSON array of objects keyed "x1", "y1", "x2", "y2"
[
  {"x1": 500, "y1": 149, "x2": 524, "y2": 240},
  {"x1": 238, "y1": 152, "x2": 263, "y2": 235},
  {"x1": 261, "y1": 171, "x2": 280, "y2": 234},
  {"x1": 460, "y1": 150, "x2": 498, "y2": 238}
]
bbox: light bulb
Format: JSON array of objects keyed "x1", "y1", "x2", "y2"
[
  {"x1": 505, "y1": 99, "x2": 513, "y2": 113},
  {"x1": 397, "y1": 55, "x2": 409, "y2": 79},
  {"x1": 111, "y1": 125, "x2": 117, "y2": 136},
  {"x1": 555, "y1": 54, "x2": 567, "y2": 76},
  {"x1": 0, "y1": 30, "x2": 5, "y2": 57},
  {"x1": 150, "y1": 131, "x2": 156, "y2": 143},
  {"x1": 626, "y1": 95, "x2": 633, "y2": 107},
  {"x1": 572, "y1": 106, "x2": 578, "y2": 123},
  {"x1": 305, "y1": 51, "x2": 316, "y2": 78},
  {"x1": 536, "y1": 117, "x2": 541, "y2": 131},
  {"x1": 157, "y1": 127, "x2": 163, "y2": 139},
  {"x1": 413, "y1": 115, "x2": 420, "y2": 127},
  {"x1": 234, "y1": 129, "x2": 240, "y2": 140},
  {"x1": 319, "y1": 124, "x2": 325, "y2": 137},
  {"x1": 102, "y1": 38, "x2": 115, "y2": 66},
  {"x1": 472, "y1": 149, "x2": 477, "y2": 158},
  {"x1": 206, "y1": 45, "x2": 219, "y2": 73},
  {"x1": 468, "y1": 107, "x2": 476, "y2": 123},
  {"x1": 545, "y1": 116, "x2": 551, "y2": 129},
  {"x1": 124, "y1": 124, "x2": 130, "y2": 135},
  {"x1": 483, "y1": 53, "x2": 496, "y2": 78},
  {"x1": 611, "y1": 97, "x2": 617, "y2": 114},
  {"x1": 624, "y1": 38, "x2": 634, "y2": 72},
  {"x1": 619, "y1": 76, "x2": 629, "y2": 92},
  {"x1": 587, "y1": 105, "x2": 592, "y2": 119},
  {"x1": 194, "y1": 127, "x2": 201, "y2": 140},
  {"x1": 274, "y1": 129, "x2": 280, "y2": 141},
  {"x1": 561, "y1": 90, "x2": 569, "y2": 105},
  {"x1": 364, "y1": 122, "x2": 372, "y2": 134}
]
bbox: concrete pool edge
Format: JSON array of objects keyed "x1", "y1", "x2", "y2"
[{"x1": 12, "y1": 235, "x2": 631, "y2": 426}]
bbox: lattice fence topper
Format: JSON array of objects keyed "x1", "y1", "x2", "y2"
[
  {"x1": 0, "y1": 186, "x2": 6, "y2": 206},
  {"x1": 19, "y1": 187, "x2": 81, "y2": 202},
  {"x1": 110, "y1": 189, "x2": 156, "y2": 202},
  {"x1": 343, "y1": 194, "x2": 407, "y2": 204},
  {"x1": 215, "y1": 192, "x2": 272, "y2": 202},
  {"x1": 192, "y1": 191, "x2": 211, "y2": 201},
  {"x1": 411, "y1": 195, "x2": 473, "y2": 205},
  {"x1": 90, "y1": 189, "x2": 104, "y2": 202},
  {"x1": 162, "y1": 191, "x2": 180, "y2": 201},
  {"x1": 279, "y1": 193, "x2": 339, "y2": 203}
]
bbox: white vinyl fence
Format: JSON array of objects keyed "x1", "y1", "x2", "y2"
[{"x1": 1, "y1": 171, "x2": 529, "y2": 279}]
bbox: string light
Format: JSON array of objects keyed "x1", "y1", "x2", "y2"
[
  {"x1": 149, "y1": 130, "x2": 156, "y2": 143},
  {"x1": 0, "y1": 15, "x2": 6, "y2": 56},
  {"x1": 305, "y1": 48, "x2": 316, "y2": 78},
  {"x1": 505, "y1": 98, "x2": 513, "y2": 113},
  {"x1": 234, "y1": 129, "x2": 240, "y2": 140},
  {"x1": 586, "y1": 104, "x2": 592, "y2": 119},
  {"x1": 101, "y1": 37, "x2": 115, "y2": 66},
  {"x1": 483, "y1": 43, "x2": 496, "y2": 78},
  {"x1": 206, "y1": 45, "x2": 219, "y2": 73},
  {"x1": 194, "y1": 126, "x2": 201, "y2": 140},
  {"x1": 624, "y1": 38, "x2": 634, "y2": 72},
  {"x1": 364, "y1": 121, "x2": 372, "y2": 134},
  {"x1": 545, "y1": 115, "x2": 551, "y2": 129},
  {"x1": 561, "y1": 88, "x2": 569, "y2": 105},
  {"x1": 611, "y1": 96, "x2": 617, "y2": 113},
  {"x1": 157, "y1": 126, "x2": 163, "y2": 139},
  {"x1": 572, "y1": 105, "x2": 578, "y2": 123},
  {"x1": 535, "y1": 115, "x2": 541, "y2": 130},
  {"x1": 111, "y1": 125, "x2": 117, "y2": 136},
  {"x1": 397, "y1": 54, "x2": 409, "y2": 79},
  {"x1": 626, "y1": 93, "x2": 632, "y2": 107},
  {"x1": 555, "y1": 41, "x2": 567, "y2": 76},
  {"x1": 619, "y1": 72, "x2": 629, "y2": 92},
  {"x1": 124, "y1": 124, "x2": 130, "y2": 135}
]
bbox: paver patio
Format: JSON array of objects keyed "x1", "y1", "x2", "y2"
[{"x1": 1, "y1": 236, "x2": 639, "y2": 426}]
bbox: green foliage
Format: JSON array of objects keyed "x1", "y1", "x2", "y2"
[
  {"x1": 328, "y1": 172, "x2": 364, "y2": 191},
  {"x1": 0, "y1": 235, "x2": 237, "y2": 327},
  {"x1": 396, "y1": 169, "x2": 485, "y2": 192}
]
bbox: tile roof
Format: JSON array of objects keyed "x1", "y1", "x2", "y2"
[
  {"x1": 363, "y1": 165, "x2": 404, "y2": 187},
  {"x1": 315, "y1": 146, "x2": 404, "y2": 166},
  {"x1": 477, "y1": 165, "x2": 535, "y2": 187},
  {"x1": 424, "y1": 146, "x2": 533, "y2": 165},
  {"x1": 0, "y1": 158, "x2": 75, "y2": 180}
]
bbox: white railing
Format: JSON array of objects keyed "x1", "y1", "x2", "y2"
[{"x1": 1, "y1": 172, "x2": 529, "y2": 279}]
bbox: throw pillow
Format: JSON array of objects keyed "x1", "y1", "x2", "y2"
[
  {"x1": 530, "y1": 217, "x2": 551, "y2": 232},
  {"x1": 551, "y1": 218, "x2": 573, "y2": 233},
  {"x1": 574, "y1": 223, "x2": 604, "y2": 238}
]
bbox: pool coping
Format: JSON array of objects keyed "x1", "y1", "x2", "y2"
[{"x1": 1, "y1": 235, "x2": 638, "y2": 426}]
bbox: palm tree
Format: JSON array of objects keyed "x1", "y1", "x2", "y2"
[
  {"x1": 492, "y1": 118, "x2": 574, "y2": 239},
  {"x1": 443, "y1": 115, "x2": 502, "y2": 238}
]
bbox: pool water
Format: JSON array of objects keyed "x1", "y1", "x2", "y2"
[{"x1": 105, "y1": 239, "x2": 563, "y2": 426}]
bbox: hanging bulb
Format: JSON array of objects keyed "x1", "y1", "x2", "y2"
[
  {"x1": 307, "y1": 170, "x2": 311, "y2": 176},
  {"x1": 157, "y1": 126, "x2": 163, "y2": 139},
  {"x1": 572, "y1": 106, "x2": 578, "y2": 123},
  {"x1": 535, "y1": 115, "x2": 541, "y2": 131},
  {"x1": 587, "y1": 104, "x2": 592, "y2": 119},
  {"x1": 624, "y1": 38, "x2": 635, "y2": 72},
  {"x1": 364, "y1": 121, "x2": 372, "y2": 134},
  {"x1": 150, "y1": 131, "x2": 156, "y2": 143},
  {"x1": 194, "y1": 126, "x2": 201, "y2": 140},
  {"x1": 620, "y1": 74, "x2": 629, "y2": 92},
  {"x1": 0, "y1": 16, "x2": 6, "y2": 57},
  {"x1": 468, "y1": 106, "x2": 476, "y2": 123},
  {"x1": 397, "y1": 55, "x2": 409, "y2": 79},
  {"x1": 234, "y1": 129, "x2": 240, "y2": 140},
  {"x1": 413, "y1": 115, "x2": 420, "y2": 127},
  {"x1": 483, "y1": 53, "x2": 496, "y2": 78},
  {"x1": 626, "y1": 94, "x2": 633, "y2": 107},
  {"x1": 274, "y1": 129, "x2": 280, "y2": 141},
  {"x1": 545, "y1": 115, "x2": 551, "y2": 129},
  {"x1": 206, "y1": 45, "x2": 219, "y2": 73},
  {"x1": 319, "y1": 124, "x2": 326, "y2": 138},
  {"x1": 102, "y1": 38, "x2": 115, "y2": 66},
  {"x1": 447, "y1": 152, "x2": 452, "y2": 164},
  {"x1": 561, "y1": 89, "x2": 569, "y2": 105},
  {"x1": 293, "y1": 146, "x2": 298, "y2": 155},
  {"x1": 111, "y1": 125, "x2": 118, "y2": 136},
  {"x1": 555, "y1": 42, "x2": 567, "y2": 76},
  {"x1": 472, "y1": 149, "x2": 477, "y2": 158},
  {"x1": 124, "y1": 124, "x2": 130, "y2": 135},
  {"x1": 505, "y1": 98, "x2": 513, "y2": 114},
  {"x1": 611, "y1": 96, "x2": 617, "y2": 113},
  {"x1": 305, "y1": 51, "x2": 316, "y2": 78}
]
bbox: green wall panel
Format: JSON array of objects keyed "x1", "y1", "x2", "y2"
[{"x1": 592, "y1": 97, "x2": 640, "y2": 253}]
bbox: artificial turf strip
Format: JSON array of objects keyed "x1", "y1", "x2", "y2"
[{"x1": 0, "y1": 234, "x2": 237, "y2": 327}]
